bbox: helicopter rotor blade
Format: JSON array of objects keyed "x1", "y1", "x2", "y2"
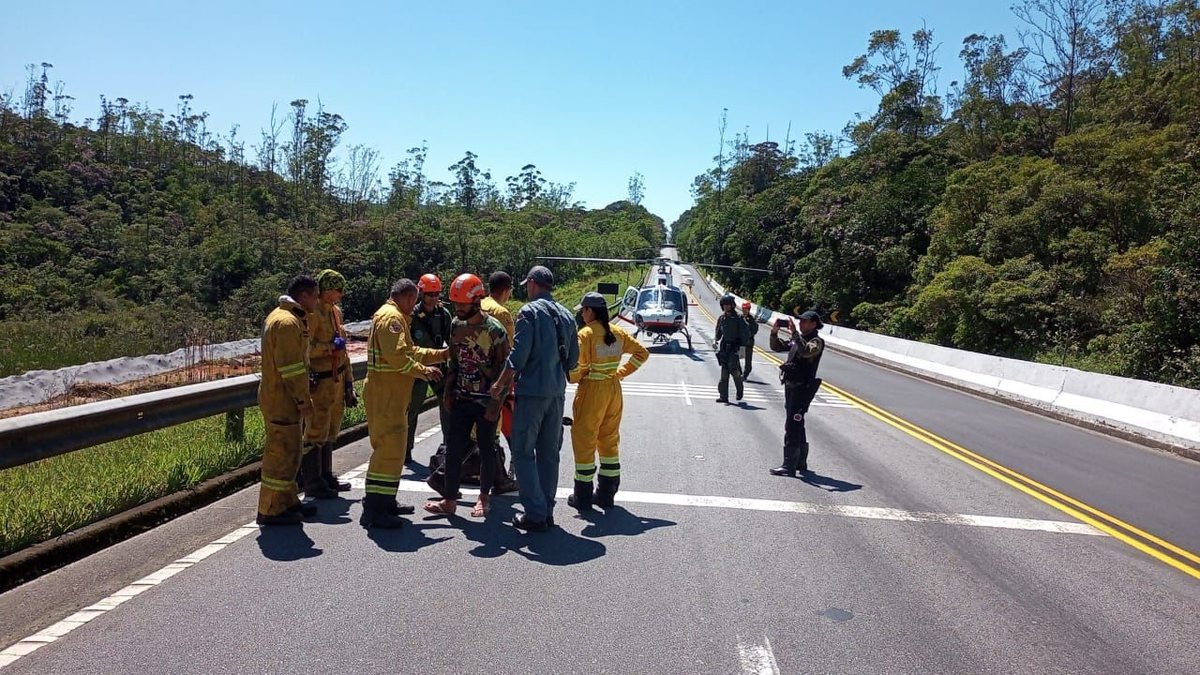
[
  {"x1": 690, "y1": 262, "x2": 771, "y2": 274},
  {"x1": 535, "y1": 256, "x2": 653, "y2": 264}
]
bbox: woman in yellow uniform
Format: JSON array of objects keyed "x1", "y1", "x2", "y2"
[{"x1": 568, "y1": 292, "x2": 649, "y2": 510}]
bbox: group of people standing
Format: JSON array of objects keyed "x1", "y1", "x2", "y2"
[{"x1": 254, "y1": 264, "x2": 648, "y2": 533}]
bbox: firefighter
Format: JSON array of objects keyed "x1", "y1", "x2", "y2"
[
  {"x1": 715, "y1": 295, "x2": 750, "y2": 403},
  {"x1": 406, "y1": 273, "x2": 453, "y2": 465},
  {"x1": 769, "y1": 310, "x2": 825, "y2": 476},
  {"x1": 297, "y1": 269, "x2": 354, "y2": 499},
  {"x1": 257, "y1": 275, "x2": 321, "y2": 526},
  {"x1": 567, "y1": 292, "x2": 649, "y2": 510},
  {"x1": 361, "y1": 279, "x2": 448, "y2": 529},
  {"x1": 424, "y1": 273, "x2": 510, "y2": 518},
  {"x1": 741, "y1": 301, "x2": 760, "y2": 380}
]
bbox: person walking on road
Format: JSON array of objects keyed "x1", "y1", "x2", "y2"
[
  {"x1": 361, "y1": 279, "x2": 448, "y2": 529},
  {"x1": 256, "y1": 275, "x2": 321, "y2": 526},
  {"x1": 741, "y1": 301, "x2": 759, "y2": 380},
  {"x1": 715, "y1": 295, "x2": 750, "y2": 403},
  {"x1": 406, "y1": 273, "x2": 453, "y2": 465},
  {"x1": 424, "y1": 274, "x2": 510, "y2": 519},
  {"x1": 491, "y1": 265, "x2": 579, "y2": 532},
  {"x1": 297, "y1": 269, "x2": 354, "y2": 500},
  {"x1": 567, "y1": 292, "x2": 649, "y2": 511},
  {"x1": 769, "y1": 310, "x2": 825, "y2": 476}
]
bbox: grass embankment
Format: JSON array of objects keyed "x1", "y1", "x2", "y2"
[
  {"x1": 0, "y1": 271, "x2": 631, "y2": 557},
  {"x1": 0, "y1": 384, "x2": 366, "y2": 558}
]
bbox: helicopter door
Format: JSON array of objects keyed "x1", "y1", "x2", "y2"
[{"x1": 620, "y1": 286, "x2": 638, "y2": 319}]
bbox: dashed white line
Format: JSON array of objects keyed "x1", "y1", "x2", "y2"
[{"x1": 680, "y1": 380, "x2": 692, "y2": 406}]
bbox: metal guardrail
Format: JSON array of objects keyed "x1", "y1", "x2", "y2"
[{"x1": 0, "y1": 358, "x2": 368, "y2": 471}]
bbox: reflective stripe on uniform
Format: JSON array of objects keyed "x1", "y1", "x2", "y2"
[
  {"x1": 365, "y1": 471, "x2": 401, "y2": 495},
  {"x1": 277, "y1": 361, "x2": 307, "y2": 378},
  {"x1": 260, "y1": 476, "x2": 296, "y2": 491},
  {"x1": 575, "y1": 462, "x2": 597, "y2": 482},
  {"x1": 367, "y1": 349, "x2": 416, "y2": 373},
  {"x1": 628, "y1": 356, "x2": 645, "y2": 369},
  {"x1": 598, "y1": 457, "x2": 621, "y2": 477}
]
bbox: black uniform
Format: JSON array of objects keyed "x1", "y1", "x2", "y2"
[
  {"x1": 406, "y1": 302, "x2": 452, "y2": 461},
  {"x1": 742, "y1": 313, "x2": 760, "y2": 379},
  {"x1": 715, "y1": 310, "x2": 751, "y2": 401},
  {"x1": 770, "y1": 327, "x2": 824, "y2": 473}
]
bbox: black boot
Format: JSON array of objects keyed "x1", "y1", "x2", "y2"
[
  {"x1": 797, "y1": 443, "x2": 810, "y2": 473},
  {"x1": 595, "y1": 475, "x2": 620, "y2": 508},
  {"x1": 320, "y1": 443, "x2": 351, "y2": 492},
  {"x1": 256, "y1": 510, "x2": 303, "y2": 526},
  {"x1": 567, "y1": 480, "x2": 594, "y2": 511},
  {"x1": 769, "y1": 446, "x2": 797, "y2": 477},
  {"x1": 300, "y1": 449, "x2": 337, "y2": 499},
  {"x1": 359, "y1": 493, "x2": 407, "y2": 529}
]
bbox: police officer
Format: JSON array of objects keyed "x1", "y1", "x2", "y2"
[
  {"x1": 715, "y1": 295, "x2": 750, "y2": 403},
  {"x1": 769, "y1": 310, "x2": 825, "y2": 476},
  {"x1": 740, "y1": 301, "x2": 759, "y2": 380},
  {"x1": 406, "y1": 273, "x2": 453, "y2": 465}
]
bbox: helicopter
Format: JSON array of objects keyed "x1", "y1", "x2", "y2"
[{"x1": 535, "y1": 250, "x2": 768, "y2": 352}]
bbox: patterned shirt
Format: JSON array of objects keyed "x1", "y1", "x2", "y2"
[{"x1": 447, "y1": 314, "x2": 510, "y2": 405}]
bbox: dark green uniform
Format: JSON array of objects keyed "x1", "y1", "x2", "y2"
[
  {"x1": 715, "y1": 311, "x2": 751, "y2": 401},
  {"x1": 406, "y1": 302, "x2": 453, "y2": 461},
  {"x1": 742, "y1": 313, "x2": 760, "y2": 379}
]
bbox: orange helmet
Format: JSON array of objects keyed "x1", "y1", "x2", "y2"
[
  {"x1": 742, "y1": 301, "x2": 752, "y2": 312},
  {"x1": 448, "y1": 273, "x2": 486, "y2": 304},
  {"x1": 418, "y1": 273, "x2": 443, "y2": 293}
]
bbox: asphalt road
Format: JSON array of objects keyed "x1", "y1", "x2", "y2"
[{"x1": 2, "y1": 260, "x2": 1198, "y2": 674}]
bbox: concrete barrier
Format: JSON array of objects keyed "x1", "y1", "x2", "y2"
[{"x1": 700, "y1": 273, "x2": 1200, "y2": 454}]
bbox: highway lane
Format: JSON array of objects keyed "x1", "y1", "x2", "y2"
[
  {"x1": 3, "y1": 270, "x2": 1199, "y2": 673},
  {"x1": 683, "y1": 263, "x2": 1200, "y2": 562}
]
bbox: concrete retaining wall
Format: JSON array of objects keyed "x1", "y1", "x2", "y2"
[{"x1": 703, "y1": 274, "x2": 1200, "y2": 453}]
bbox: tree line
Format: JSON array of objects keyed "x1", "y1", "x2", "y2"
[
  {"x1": 0, "y1": 73, "x2": 664, "y2": 375},
  {"x1": 674, "y1": 0, "x2": 1200, "y2": 388}
]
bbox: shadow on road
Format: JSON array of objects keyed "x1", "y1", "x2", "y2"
[
  {"x1": 800, "y1": 471, "x2": 863, "y2": 493},
  {"x1": 256, "y1": 527, "x2": 322, "y2": 561},
  {"x1": 578, "y1": 505, "x2": 676, "y2": 539},
  {"x1": 366, "y1": 522, "x2": 454, "y2": 553},
  {"x1": 310, "y1": 496, "x2": 355, "y2": 525},
  {"x1": 431, "y1": 498, "x2": 608, "y2": 566},
  {"x1": 647, "y1": 342, "x2": 705, "y2": 362}
]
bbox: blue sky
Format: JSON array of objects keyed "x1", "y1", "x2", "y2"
[{"x1": 1, "y1": 1, "x2": 1022, "y2": 227}]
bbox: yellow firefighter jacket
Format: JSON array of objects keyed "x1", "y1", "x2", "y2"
[
  {"x1": 259, "y1": 296, "x2": 312, "y2": 422},
  {"x1": 569, "y1": 321, "x2": 649, "y2": 383}
]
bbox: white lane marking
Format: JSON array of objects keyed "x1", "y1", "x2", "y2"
[
  {"x1": 0, "y1": 522, "x2": 258, "y2": 669},
  {"x1": 378, "y1": 482, "x2": 1104, "y2": 537},
  {"x1": 680, "y1": 380, "x2": 692, "y2": 406},
  {"x1": 0, "y1": 428, "x2": 444, "y2": 670},
  {"x1": 737, "y1": 636, "x2": 781, "y2": 675}
]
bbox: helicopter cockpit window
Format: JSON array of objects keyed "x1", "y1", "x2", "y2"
[{"x1": 638, "y1": 289, "x2": 680, "y2": 311}]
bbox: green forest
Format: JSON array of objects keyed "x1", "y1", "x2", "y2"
[
  {"x1": 675, "y1": 0, "x2": 1200, "y2": 388},
  {"x1": 0, "y1": 80, "x2": 664, "y2": 377}
]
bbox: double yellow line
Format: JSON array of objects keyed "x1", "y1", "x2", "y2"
[{"x1": 694, "y1": 295, "x2": 1200, "y2": 579}]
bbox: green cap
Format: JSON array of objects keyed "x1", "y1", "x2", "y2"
[{"x1": 316, "y1": 269, "x2": 346, "y2": 293}]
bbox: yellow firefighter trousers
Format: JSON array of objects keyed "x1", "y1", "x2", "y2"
[
  {"x1": 571, "y1": 378, "x2": 623, "y2": 482},
  {"x1": 364, "y1": 374, "x2": 416, "y2": 497},
  {"x1": 303, "y1": 375, "x2": 345, "y2": 450},
  {"x1": 258, "y1": 420, "x2": 303, "y2": 516}
]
